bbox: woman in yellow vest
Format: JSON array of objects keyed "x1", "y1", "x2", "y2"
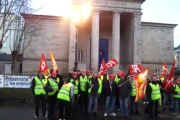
[
  {"x1": 146, "y1": 73, "x2": 161, "y2": 119},
  {"x1": 30, "y1": 71, "x2": 47, "y2": 120},
  {"x1": 57, "y1": 82, "x2": 74, "y2": 120},
  {"x1": 172, "y1": 77, "x2": 180, "y2": 116}
]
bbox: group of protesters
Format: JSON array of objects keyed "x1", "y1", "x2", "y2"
[{"x1": 30, "y1": 69, "x2": 180, "y2": 120}]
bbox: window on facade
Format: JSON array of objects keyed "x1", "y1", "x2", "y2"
[
  {"x1": 77, "y1": 50, "x2": 83, "y2": 62},
  {"x1": 4, "y1": 63, "x2": 12, "y2": 74},
  {"x1": 2, "y1": 41, "x2": 7, "y2": 48}
]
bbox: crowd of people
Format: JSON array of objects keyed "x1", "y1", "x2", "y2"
[{"x1": 30, "y1": 69, "x2": 180, "y2": 120}]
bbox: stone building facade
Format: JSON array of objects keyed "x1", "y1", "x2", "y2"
[{"x1": 0, "y1": 0, "x2": 176, "y2": 74}]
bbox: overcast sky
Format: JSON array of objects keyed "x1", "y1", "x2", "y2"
[{"x1": 31, "y1": 0, "x2": 180, "y2": 47}]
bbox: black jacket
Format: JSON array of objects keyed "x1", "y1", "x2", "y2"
[
  {"x1": 103, "y1": 80, "x2": 118, "y2": 97},
  {"x1": 87, "y1": 77, "x2": 99, "y2": 96},
  {"x1": 118, "y1": 78, "x2": 132, "y2": 98}
]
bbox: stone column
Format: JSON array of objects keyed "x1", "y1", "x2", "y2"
[
  {"x1": 91, "y1": 11, "x2": 100, "y2": 72},
  {"x1": 68, "y1": 20, "x2": 76, "y2": 72},
  {"x1": 133, "y1": 12, "x2": 142, "y2": 64},
  {"x1": 112, "y1": 11, "x2": 120, "y2": 73}
]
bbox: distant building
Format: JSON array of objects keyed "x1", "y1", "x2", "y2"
[
  {"x1": 0, "y1": 0, "x2": 177, "y2": 75},
  {"x1": 0, "y1": 14, "x2": 24, "y2": 74},
  {"x1": 174, "y1": 44, "x2": 180, "y2": 69}
]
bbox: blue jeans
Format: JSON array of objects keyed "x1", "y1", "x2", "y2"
[
  {"x1": 87, "y1": 95, "x2": 98, "y2": 113},
  {"x1": 173, "y1": 98, "x2": 180, "y2": 113},
  {"x1": 105, "y1": 96, "x2": 116, "y2": 114},
  {"x1": 119, "y1": 97, "x2": 129, "y2": 116}
]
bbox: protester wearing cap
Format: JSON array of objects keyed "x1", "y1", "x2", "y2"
[
  {"x1": 103, "y1": 74, "x2": 118, "y2": 117},
  {"x1": 146, "y1": 73, "x2": 161, "y2": 118},
  {"x1": 117, "y1": 71, "x2": 132, "y2": 119},
  {"x1": 30, "y1": 71, "x2": 47, "y2": 120},
  {"x1": 172, "y1": 77, "x2": 180, "y2": 116},
  {"x1": 69, "y1": 71, "x2": 79, "y2": 119},
  {"x1": 46, "y1": 69, "x2": 61, "y2": 120}
]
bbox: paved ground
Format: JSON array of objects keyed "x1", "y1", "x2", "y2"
[{"x1": 0, "y1": 103, "x2": 180, "y2": 120}]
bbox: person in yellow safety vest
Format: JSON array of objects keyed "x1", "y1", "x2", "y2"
[
  {"x1": 114, "y1": 71, "x2": 121, "y2": 111},
  {"x1": 146, "y1": 73, "x2": 161, "y2": 119},
  {"x1": 57, "y1": 82, "x2": 74, "y2": 120},
  {"x1": 87, "y1": 72, "x2": 100, "y2": 119},
  {"x1": 172, "y1": 77, "x2": 180, "y2": 116},
  {"x1": 99, "y1": 71, "x2": 109, "y2": 106},
  {"x1": 69, "y1": 72, "x2": 80, "y2": 119},
  {"x1": 79, "y1": 70, "x2": 89, "y2": 116},
  {"x1": 30, "y1": 71, "x2": 47, "y2": 120},
  {"x1": 129, "y1": 74, "x2": 140, "y2": 115},
  {"x1": 46, "y1": 70, "x2": 61, "y2": 120},
  {"x1": 86, "y1": 69, "x2": 92, "y2": 80},
  {"x1": 100, "y1": 70, "x2": 109, "y2": 81}
]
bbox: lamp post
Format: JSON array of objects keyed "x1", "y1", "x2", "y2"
[
  {"x1": 73, "y1": 24, "x2": 79, "y2": 72},
  {"x1": 72, "y1": 11, "x2": 80, "y2": 72},
  {"x1": 71, "y1": 2, "x2": 91, "y2": 72}
]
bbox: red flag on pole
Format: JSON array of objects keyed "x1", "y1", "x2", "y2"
[
  {"x1": 134, "y1": 68, "x2": 149, "y2": 102},
  {"x1": 164, "y1": 61, "x2": 175, "y2": 92},
  {"x1": 99, "y1": 58, "x2": 107, "y2": 75},
  {"x1": 106, "y1": 58, "x2": 118, "y2": 69},
  {"x1": 161, "y1": 63, "x2": 169, "y2": 77},
  {"x1": 129, "y1": 64, "x2": 143, "y2": 75},
  {"x1": 50, "y1": 49, "x2": 58, "y2": 71},
  {"x1": 38, "y1": 53, "x2": 49, "y2": 76}
]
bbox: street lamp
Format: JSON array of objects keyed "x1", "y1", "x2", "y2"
[
  {"x1": 71, "y1": 3, "x2": 91, "y2": 72},
  {"x1": 72, "y1": 11, "x2": 80, "y2": 72}
]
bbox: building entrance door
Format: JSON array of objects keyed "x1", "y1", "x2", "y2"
[{"x1": 99, "y1": 38, "x2": 108, "y2": 71}]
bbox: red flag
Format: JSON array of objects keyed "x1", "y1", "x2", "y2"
[
  {"x1": 50, "y1": 49, "x2": 58, "y2": 71},
  {"x1": 99, "y1": 58, "x2": 107, "y2": 75},
  {"x1": 129, "y1": 64, "x2": 143, "y2": 75},
  {"x1": 164, "y1": 61, "x2": 175, "y2": 92},
  {"x1": 38, "y1": 53, "x2": 49, "y2": 76},
  {"x1": 106, "y1": 58, "x2": 118, "y2": 69},
  {"x1": 134, "y1": 69, "x2": 149, "y2": 102},
  {"x1": 161, "y1": 63, "x2": 169, "y2": 77},
  {"x1": 100, "y1": 58, "x2": 107, "y2": 72}
]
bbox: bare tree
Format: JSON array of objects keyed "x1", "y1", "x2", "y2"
[
  {"x1": 0, "y1": 0, "x2": 41, "y2": 74},
  {"x1": 0, "y1": 0, "x2": 32, "y2": 49},
  {"x1": 9, "y1": 14, "x2": 42, "y2": 74}
]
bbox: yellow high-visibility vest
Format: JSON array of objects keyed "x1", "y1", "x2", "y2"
[
  {"x1": 34, "y1": 77, "x2": 47, "y2": 95},
  {"x1": 149, "y1": 83, "x2": 161, "y2": 100}
]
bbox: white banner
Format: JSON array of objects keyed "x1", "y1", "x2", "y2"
[
  {"x1": 0, "y1": 75, "x2": 4, "y2": 88},
  {"x1": 3, "y1": 75, "x2": 34, "y2": 88}
]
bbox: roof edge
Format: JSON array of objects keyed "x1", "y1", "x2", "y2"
[
  {"x1": 142, "y1": 21, "x2": 177, "y2": 28},
  {"x1": 22, "y1": 14, "x2": 64, "y2": 20}
]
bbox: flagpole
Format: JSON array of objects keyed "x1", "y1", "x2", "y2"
[{"x1": 73, "y1": 24, "x2": 79, "y2": 72}]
